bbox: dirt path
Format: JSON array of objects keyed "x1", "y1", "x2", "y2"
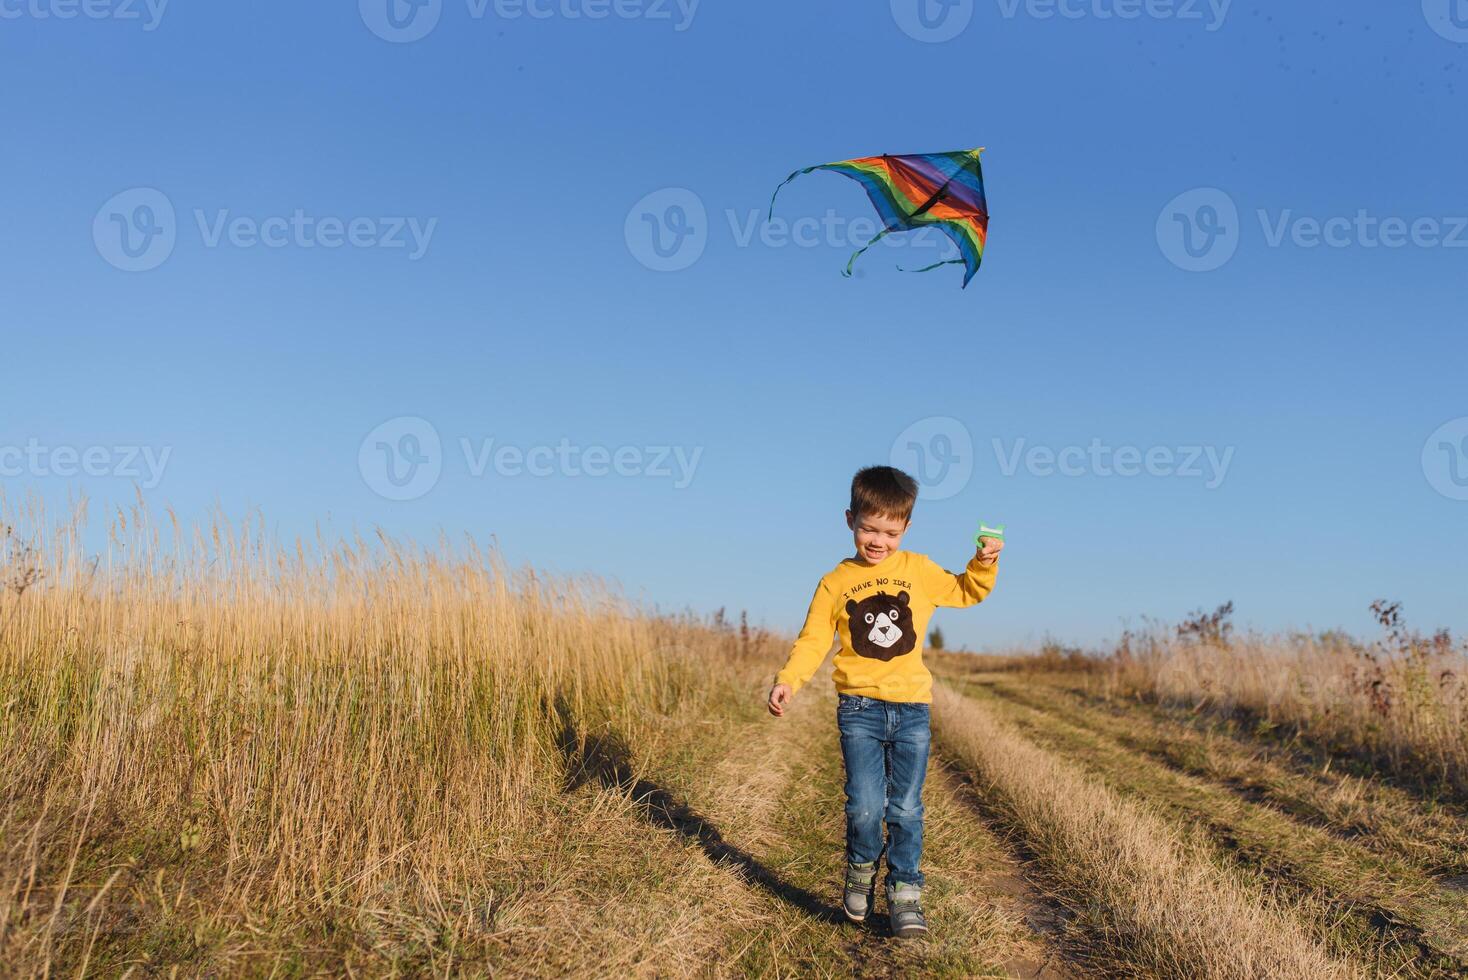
[
  {"x1": 767, "y1": 686, "x2": 1073, "y2": 978},
  {"x1": 552, "y1": 662, "x2": 1464, "y2": 977},
  {"x1": 947, "y1": 672, "x2": 1468, "y2": 977},
  {"x1": 969, "y1": 671, "x2": 1468, "y2": 878},
  {"x1": 931, "y1": 761, "x2": 1080, "y2": 979},
  {"x1": 578, "y1": 671, "x2": 1073, "y2": 977}
]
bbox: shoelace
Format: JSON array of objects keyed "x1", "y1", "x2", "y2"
[{"x1": 889, "y1": 891, "x2": 923, "y2": 915}]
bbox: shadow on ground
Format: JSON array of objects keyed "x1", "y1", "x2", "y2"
[{"x1": 553, "y1": 695, "x2": 853, "y2": 929}]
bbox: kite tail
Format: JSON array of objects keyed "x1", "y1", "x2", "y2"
[
  {"x1": 767, "y1": 163, "x2": 835, "y2": 220},
  {"x1": 842, "y1": 228, "x2": 897, "y2": 278},
  {"x1": 897, "y1": 258, "x2": 966, "y2": 275},
  {"x1": 896, "y1": 258, "x2": 977, "y2": 288}
]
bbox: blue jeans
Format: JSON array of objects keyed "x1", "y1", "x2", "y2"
[{"x1": 836, "y1": 693, "x2": 930, "y2": 888}]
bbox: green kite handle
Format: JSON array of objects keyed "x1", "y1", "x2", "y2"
[{"x1": 975, "y1": 522, "x2": 1006, "y2": 547}]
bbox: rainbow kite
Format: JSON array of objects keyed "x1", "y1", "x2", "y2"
[{"x1": 768, "y1": 148, "x2": 989, "y2": 287}]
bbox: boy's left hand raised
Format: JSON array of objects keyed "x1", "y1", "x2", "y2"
[{"x1": 977, "y1": 537, "x2": 1003, "y2": 566}]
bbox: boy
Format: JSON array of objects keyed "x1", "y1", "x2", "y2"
[{"x1": 766, "y1": 465, "x2": 1002, "y2": 939}]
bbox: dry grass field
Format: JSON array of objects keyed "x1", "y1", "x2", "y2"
[{"x1": 1, "y1": 500, "x2": 1465, "y2": 977}]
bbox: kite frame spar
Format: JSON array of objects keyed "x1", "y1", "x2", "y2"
[{"x1": 767, "y1": 147, "x2": 989, "y2": 288}]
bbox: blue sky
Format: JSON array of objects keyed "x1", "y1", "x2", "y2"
[{"x1": 2, "y1": 1, "x2": 1466, "y2": 649}]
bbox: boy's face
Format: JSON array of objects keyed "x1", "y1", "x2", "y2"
[{"x1": 845, "y1": 508, "x2": 909, "y2": 564}]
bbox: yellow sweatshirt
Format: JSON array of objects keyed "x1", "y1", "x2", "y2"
[{"x1": 775, "y1": 549, "x2": 998, "y2": 704}]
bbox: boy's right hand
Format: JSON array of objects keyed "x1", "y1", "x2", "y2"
[{"x1": 767, "y1": 683, "x2": 792, "y2": 717}]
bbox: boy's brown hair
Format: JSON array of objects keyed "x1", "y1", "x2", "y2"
[{"x1": 849, "y1": 465, "x2": 918, "y2": 523}]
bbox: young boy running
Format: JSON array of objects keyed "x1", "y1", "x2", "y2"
[{"x1": 766, "y1": 465, "x2": 1002, "y2": 938}]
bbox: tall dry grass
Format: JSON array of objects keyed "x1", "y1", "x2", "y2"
[
  {"x1": 936, "y1": 601, "x2": 1468, "y2": 799},
  {"x1": 931, "y1": 683, "x2": 1358, "y2": 979},
  {"x1": 1103, "y1": 610, "x2": 1468, "y2": 797},
  {"x1": 0, "y1": 495, "x2": 768, "y2": 973}
]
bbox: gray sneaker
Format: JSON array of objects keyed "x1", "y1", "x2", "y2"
[
  {"x1": 887, "y1": 881, "x2": 928, "y2": 939},
  {"x1": 842, "y1": 861, "x2": 878, "y2": 922}
]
